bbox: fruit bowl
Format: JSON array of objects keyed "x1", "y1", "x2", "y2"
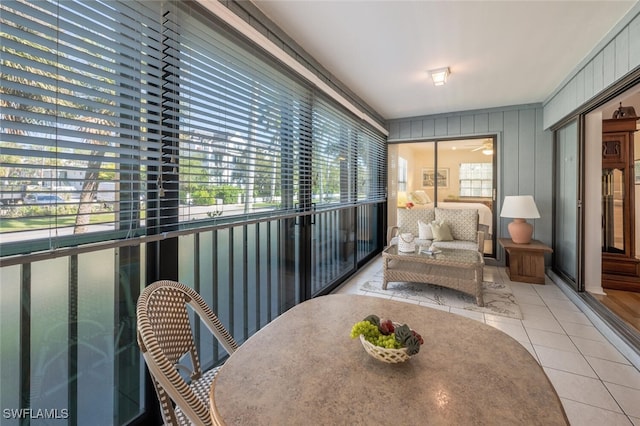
[
  {"x1": 359, "y1": 334, "x2": 410, "y2": 363},
  {"x1": 350, "y1": 315, "x2": 424, "y2": 364}
]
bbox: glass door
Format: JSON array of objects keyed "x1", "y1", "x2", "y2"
[
  {"x1": 395, "y1": 138, "x2": 496, "y2": 256},
  {"x1": 554, "y1": 120, "x2": 580, "y2": 289}
]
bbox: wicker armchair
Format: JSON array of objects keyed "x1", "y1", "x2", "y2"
[{"x1": 136, "y1": 280, "x2": 239, "y2": 425}]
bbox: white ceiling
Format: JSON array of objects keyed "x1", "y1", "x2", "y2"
[{"x1": 253, "y1": 0, "x2": 637, "y2": 121}]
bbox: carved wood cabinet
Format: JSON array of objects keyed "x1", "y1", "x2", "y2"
[{"x1": 602, "y1": 117, "x2": 640, "y2": 291}]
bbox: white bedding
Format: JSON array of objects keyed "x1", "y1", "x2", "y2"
[{"x1": 414, "y1": 202, "x2": 493, "y2": 235}]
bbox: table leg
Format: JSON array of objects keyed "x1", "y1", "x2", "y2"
[
  {"x1": 476, "y1": 265, "x2": 484, "y2": 307},
  {"x1": 383, "y1": 258, "x2": 389, "y2": 290}
]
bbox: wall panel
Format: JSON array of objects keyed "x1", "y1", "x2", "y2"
[
  {"x1": 543, "y1": 5, "x2": 640, "y2": 128},
  {"x1": 387, "y1": 104, "x2": 553, "y2": 254}
]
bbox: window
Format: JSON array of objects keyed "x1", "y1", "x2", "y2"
[
  {"x1": 1, "y1": 0, "x2": 163, "y2": 254},
  {"x1": 0, "y1": 0, "x2": 387, "y2": 254},
  {"x1": 398, "y1": 157, "x2": 408, "y2": 192},
  {"x1": 459, "y1": 163, "x2": 492, "y2": 197}
]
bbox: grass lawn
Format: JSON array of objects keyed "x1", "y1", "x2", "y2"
[{"x1": 1, "y1": 212, "x2": 122, "y2": 232}]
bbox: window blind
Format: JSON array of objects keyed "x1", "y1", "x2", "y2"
[
  {"x1": 1, "y1": 0, "x2": 387, "y2": 254},
  {"x1": 0, "y1": 0, "x2": 163, "y2": 252},
  {"x1": 163, "y1": 2, "x2": 311, "y2": 225}
]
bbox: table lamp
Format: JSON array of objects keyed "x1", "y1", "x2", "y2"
[{"x1": 500, "y1": 195, "x2": 540, "y2": 244}]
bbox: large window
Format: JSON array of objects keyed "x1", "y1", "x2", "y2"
[
  {"x1": 0, "y1": 0, "x2": 162, "y2": 255},
  {"x1": 459, "y1": 162, "x2": 492, "y2": 197},
  {"x1": 1, "y1": 2, "x2": 386, "y2": 424},
  {"x1": 398, "y1": 157, "x2": 408, "y2": 192},
  {"x1": 0, "y1": 0, "x2": 387, "y2": 254}
]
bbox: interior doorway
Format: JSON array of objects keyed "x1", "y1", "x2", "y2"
[
  {"x1": 390, "y1": 137, "x2": 497, "y2": 257},
  {"x1": 583, "y1": 83, "x2": 640, "y2": 335}
]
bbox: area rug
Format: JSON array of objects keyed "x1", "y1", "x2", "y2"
[{"x1": 359, "y1": 280, "x2": 522, "y2": 320}]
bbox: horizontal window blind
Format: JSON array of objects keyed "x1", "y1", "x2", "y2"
[
  {"x1": 0, "y1": 0, "x2": 163, "y2": 251},
  {"x1": 358, "y1": 122, "x2": 387, "y2": 202},
  {"x1": 1, "y1": 0, "x2": 387, "y2": 253},
  {"x1": 164, "y1": 2, "x2": 311, "y2": 225},
  {"x1": 312, "y1": 96, "x2": 358, "y2": 207}
]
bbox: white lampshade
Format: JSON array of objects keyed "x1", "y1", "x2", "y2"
[
  {"x1": 500, "y1": 195, "x2": 540, "y2": 219},
  {"x1": 500, "y1": 195, "x2": 540, "y2": 244}
]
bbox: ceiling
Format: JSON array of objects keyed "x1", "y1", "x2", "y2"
[{"x1": 253, "y1": 1, "x2": 637, "y2": 121}]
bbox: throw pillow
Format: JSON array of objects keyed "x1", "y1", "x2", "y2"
[
  {"x1": 418, "y1": 220, "x2": 433, "y2": 240},
  {"x1": 409, "y1": 190, "x2": 431, "y2": 205},
  {"x1": 434, "y1": 208, "x2": 478, "y2": 241},
  {"x1": 431, "y1": 220, "x2": 453, "y2": 241}
]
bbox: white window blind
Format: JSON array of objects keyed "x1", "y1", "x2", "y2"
[{"x1": 0, "y1": 0, "x2": 163, "y2": 252}]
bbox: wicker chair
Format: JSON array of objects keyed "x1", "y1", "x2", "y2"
[{"x1": 136, "y1": 280, "x2": 239, "y2": 425}]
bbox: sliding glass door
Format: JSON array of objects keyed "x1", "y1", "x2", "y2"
[
  {"x1": 553, "y1": 120, "x2": 580, "y2": 288},
  {"x1": 395, "y1": 138, "x2": 496, "y2": 256}
]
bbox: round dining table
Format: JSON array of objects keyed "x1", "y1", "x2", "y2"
[{"x1": 210, "y1": 294, "x2": 568, "y2": 425}]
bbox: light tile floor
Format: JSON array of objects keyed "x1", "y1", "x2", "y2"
[{"x1": 333, "y1": 256, "x2": 640, "y2": 426}]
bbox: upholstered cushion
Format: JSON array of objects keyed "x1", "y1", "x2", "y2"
[
  {"x1": 434, "y1": 208, "x2": 478, "y2": 241},
  {"x1": 397, "y1": 208, "x2": 435, "y2": 236},
  {"x1": 418, "y1": 220, "x2": 433, "y2": 240},
  {"x1": 431, "y1": 220, "x2": 453, "y2": 241}
]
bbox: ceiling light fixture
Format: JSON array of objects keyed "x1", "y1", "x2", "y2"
[
  {"x1": 482, "y1": 148, "x2": 493, "y2": 156},
  {"x1": 429, "y1": 67, "x2": 450, "y2": 86}
]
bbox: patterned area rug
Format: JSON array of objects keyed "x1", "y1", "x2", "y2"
[{"x1": 360, "y1": 280, "x2": 522, "y2": 320}]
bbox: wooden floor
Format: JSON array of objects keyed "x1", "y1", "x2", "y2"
[{"x1": 594, "y1": 289, "x2": 640, "y2": 334}]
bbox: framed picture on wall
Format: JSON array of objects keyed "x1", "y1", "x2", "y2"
[
  {"x1": 635, "y1": 159, "x2": 640, "y2": 184},
  {"x1": 422, "y1": 168, "x2": 449, "y2": 188}
]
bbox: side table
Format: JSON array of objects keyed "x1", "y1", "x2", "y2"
[{"x1": 498, "y1": 238, "x2": 553, "y2": 284}]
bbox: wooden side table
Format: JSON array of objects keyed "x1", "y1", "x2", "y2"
[{"x1": 498, "y1": 238, "x2": 553, "y2": 284}]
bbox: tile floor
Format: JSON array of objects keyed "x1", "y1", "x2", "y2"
[{"x1": 333, "y1": 256, "x2": 640, "y2": 425}]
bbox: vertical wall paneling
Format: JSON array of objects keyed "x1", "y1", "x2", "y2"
[
  {"x1": 575, "y1": 69, "x2": 585, "y2": 106},
  {"x1": 447, "y1": 116, "x2": 461, "y2": 135},
  {"x1": 434, "y1": 117, "x2": 447, "y2": 136},
  {"x1": 461, "y1": 115, "x2": 474, "y2": 134},
  {"x1": 534, "y1": 107, "x2": 553, "y2": 247},
  {"x1": 584, "y1": 61, "x2": 594, "y2": 101},
  {"x1": 518, "y1": 109, "x2": 537, "y2": 196},
  {"x1": 502, "y1": 109, "x2": 520, "y2": 195},
  {"x1": 410, "y1": 120, "x2": 423, "y2": 138},
  {"x1": 387, "y1": 104, "x2": 553, "y2": 255},
  {"x1": 489, "y1": 112, "x2": 504, "y2": 132},
  {"x1": 615, "y1": 27, "x2": 629, "y2": 80},
  {"x1": 422, "y1": 119, "x2": 435, "y2": 137},
  {"x1": 603, "y1": 41, "x2": 616, "y2": 88},
  {"x1": 543, "y1": 6, "x2": 640, "y2": 128},
  {"x1": 630, "y1": 15, "x2": 640, "y2": 67},
  {"x1": 474, "y1": 113, "x2": 489, "y2": 133}
]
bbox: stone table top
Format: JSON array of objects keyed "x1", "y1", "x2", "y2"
[{"x1": 210, "y1": 294, "x2": 568, "y2": 425}]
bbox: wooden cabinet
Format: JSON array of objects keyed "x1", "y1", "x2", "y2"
[{"x1": 602, "y1": 118, "x2": 640, "y2": 292}]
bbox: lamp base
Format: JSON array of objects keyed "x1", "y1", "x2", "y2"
[{"x1": 508, "y1": 218, "x2": 533, "y2": 244}]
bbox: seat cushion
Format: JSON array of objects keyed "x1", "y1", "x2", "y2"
[
  {"x1": 434, "y1": 208, "x2": 478, "y2": 241},
  {"x1": 397, "y1": 208, "x2": 435, "y2": 236},
  {"x1": 174, "y1": 366, "x2": 220, "y2": 425}
]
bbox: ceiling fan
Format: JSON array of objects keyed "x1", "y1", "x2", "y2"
[{"x1": 469, "y1": 139, "x2": 493, "y2": 155}]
